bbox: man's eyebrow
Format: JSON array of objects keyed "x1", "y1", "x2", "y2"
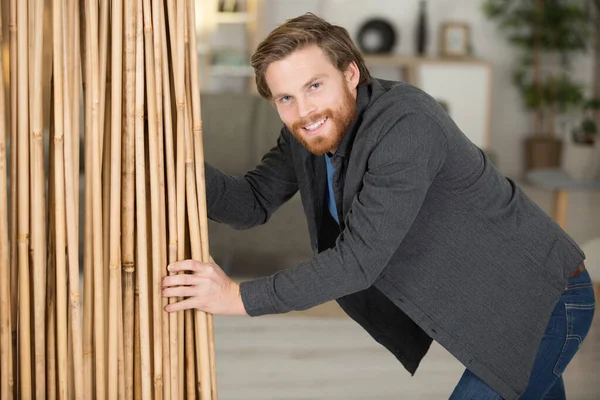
[{"x1": 272, "y1": 74, "x2": 328, "y2": 99}]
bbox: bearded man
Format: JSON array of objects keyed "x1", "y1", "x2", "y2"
[{"x1": 162, "y1": 13, "x2": 595, "y2": 400}]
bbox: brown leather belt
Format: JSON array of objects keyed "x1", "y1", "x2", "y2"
[{"x1": 570, "y1": 263, "x2": 586, "y2": 278}]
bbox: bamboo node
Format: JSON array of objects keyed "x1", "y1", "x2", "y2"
[
  {"x1": 69, "y1": 293, "x2": 81, "y2": 307},
  {"x1": 8, "y1": 23, "x2": 16, "y2": 32},
  {"x1": 144, "y1": 24, "x2": 153, "y2": 34},
  {"x1": 32, "y1": 129, "x2": 43, "y2": 139},
  {"x1": 122, "y1": 261, "x2": 135, "y2": 273},
  {"x1": 53, "y1": 135, "x2": 64, "y2": 142},
  {"x1": 18, "y1": 234, "x2": 29, "y2": 243}
]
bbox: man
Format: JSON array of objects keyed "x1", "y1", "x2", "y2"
[{"x1": 161, "y1": 13, "x2": 595, "y2": 399}]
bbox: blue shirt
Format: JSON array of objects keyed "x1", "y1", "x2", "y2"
[{"x1": 325, "y1": 154, "x2": 339, "y2": 224}]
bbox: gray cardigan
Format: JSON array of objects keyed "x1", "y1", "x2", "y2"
[{"x1": 205, "y1": 79, "x2": 585, "y2": 399}]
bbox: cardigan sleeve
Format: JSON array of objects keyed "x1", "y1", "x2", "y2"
[{"x1": 205, "y1": 128, "x2": 299, "y2": 230}]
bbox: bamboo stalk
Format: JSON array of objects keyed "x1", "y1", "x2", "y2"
[
  {"x1": 134, "y1": 281, "x2": 142, "y2": 400},
  {"x1": 84, "y1": 0, "x2": 107, "y2": 397},
  {"x1": 29, "y1": 0, "x2": 47, "y2": 395},
  {"x1": 185, "y1": 1, "x2": 217, "y2": 397},
  {"x1": 98, "y1": 0, "x2": 109, "y2": 160},
  {"x1": 70, "y1": 0, "x2": 81, "y2": 222},
  {"x1": 134, "y1": 0, "x2": 153, "y2": 395},
  {"x1": 52, "y1": 0, "x2": 69, "y2": 397},
  {"x1": 158, "y1": 1, "x2": 180, "y2": 396},
  {"x1": 80, "y1": 0, "x2": 95, "y2": 395},
  {"x1": 185, "y1": 310, "x2": 196, "y2": 399},
  {"x1": 140, "y1": 1, "x2": 165, "y2": 398},
  {"x1": 61, "y1": 0, "x2": 85, "y2": 398},
  {"x1": 151, "y1": 1, "x2": 172, "y2": 397},
  {"x1": 118, "y1": 290, "x2": 126, "y2": 399},
  {"x1": 8, "y1": 3, "x2": 19, "y2": 393},
  {"x1": 46, "y1": 82, "x2": 57, "y2": 400},
  {"x1": 16, "y1": 0, "x2": 32, "y2": 397},
  {"x1": 107, "y1": 0, "x2": 124, "y2": 396},
  {"x1": 164, "y1": 1, "x2": 186, "y2": 396},
  {"x1": 101, "y1": 55, "x2": 112, "y2": 372},
  {"x1": 0, "y1": 4, "x2": 14, "y2": 397},
  {"x1": 122, "y1": 0, "x2": 137, "y2": 398}
]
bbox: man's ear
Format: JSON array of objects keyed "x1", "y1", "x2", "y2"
[{"x1": 344, "y1": 61, "x2": 360, "y2": 88}]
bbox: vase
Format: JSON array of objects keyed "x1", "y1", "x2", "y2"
[{"x1": 416, "y1": 0, "x2": 428, "y2": 56}]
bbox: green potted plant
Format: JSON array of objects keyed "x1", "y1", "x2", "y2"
[
  {"x1": 483, "y1": 0, "x2": 590, "y2": 171},
  {"x1": 562, "y1": 98, "x2": 600, "y2": 179}
]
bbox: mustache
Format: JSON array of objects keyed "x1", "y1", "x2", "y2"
[{"x1": 291, "y1": 110, "x2": 331, "y2": 132}]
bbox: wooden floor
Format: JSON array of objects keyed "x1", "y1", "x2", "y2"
[{"x1": 213, "y1": 303, "x2": 600, "y2": 400}]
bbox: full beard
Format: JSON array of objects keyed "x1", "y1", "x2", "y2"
[{"x1": 289, "y1": 86, "x2": 357, "y2": 155}]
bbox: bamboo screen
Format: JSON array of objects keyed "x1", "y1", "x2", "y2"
[{"x1": 0, "y1": 0, "x2": 217, "y2": 399}]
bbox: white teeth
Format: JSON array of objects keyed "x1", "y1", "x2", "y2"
[{"x1": 304, "y1": 117, "x2": 326, "y2": 131}]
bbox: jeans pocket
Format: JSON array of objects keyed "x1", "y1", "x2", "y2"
[{"x1": 552, "y1": 302, "x2": 595, "y2": 376}]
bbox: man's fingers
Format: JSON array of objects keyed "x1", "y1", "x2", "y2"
[
  {"x1": 162, "y1": 286, "x2": 199, "y2": 299},
  {"x1": 167, "y1": 259, "x2": 203, "y2": 273},
  {"x1": 165, "y1": 297, "x2": 197, "y2": 313},
  {"x1": 162, "y1": 273, "x2": 201, "y2": 288},
  {"x1": 167, "y1": 260, "x2": 217, "y2": 274}
]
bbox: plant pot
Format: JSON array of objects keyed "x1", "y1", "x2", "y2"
[
  {"x1": 562, "y1": 140, "x2": 600, "y2": 181},
  {"x1": 524, "y1": 136, "x2": 562, "y2": 170}
]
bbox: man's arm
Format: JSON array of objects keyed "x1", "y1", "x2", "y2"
[
  {"x1": 205, "y1": 127, "x2": 299, "y2": 229},
  {"x1": 240, "y1": 112, "x2": 448, "y2": 315}
]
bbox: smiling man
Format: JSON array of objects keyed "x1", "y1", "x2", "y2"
[{"x1": 161, "y1": 13, "x2": 595, "y2": 400}]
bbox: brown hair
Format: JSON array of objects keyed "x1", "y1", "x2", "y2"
[{"x1": 250, "y1": 13, "x2": 371, "y2": 100}]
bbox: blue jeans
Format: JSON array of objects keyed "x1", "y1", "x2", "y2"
[{"x1": 449, "y1": 269, "x2": 596, "y2": 400}]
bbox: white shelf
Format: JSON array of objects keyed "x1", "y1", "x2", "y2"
[{"x1": 215, "y1": 12, "x2": 256, "y2": 24}]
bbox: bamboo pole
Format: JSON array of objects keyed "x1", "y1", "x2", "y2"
[
  {"x1": 107, "y1": 0, "x2": 124, "y2": 396},
  {"x1": 8, "y1": 3, "x2": 19, "y2": 393},
  {"x1": 134, "y1": 0, "x2": 153, "y2": 395},
  {"x1": 185, "y1": 311, "x2": 196, "y2": 399},
  {"x1": 158, "y1": 1, "x2": 180, "y2": 396},
  {"x1": 16, "y1": 0, "x2": 32, "y2": 397},
  {"x1": 80, "y1": 0, "x2": 95, "y2": 394},
  {"x1": 46, "y1": 83, "x2": 57, "y2": 400},
  {"x1": 134, "y1": 282, "x2": 142, "y2": 400},
  {"x1": 122, "y1": 0, "x2": 137, "y2": 398},
  {"x1": 30, "y1": 0, "x2": 47, "y2": 396},
  {"x1": 165, "y1": 2, "x2": 186, "y2": 396},
  {"x1": 140, "y1": 0, "x2": 165, "y2": 397},
  {"x1": 52, "y1": 0, "x2": 69, "y2": 397},
  {"x1": 151, "y1": 1, "x2": 172, "y2": 397},
  {"x1": 70, "y1": 0, "x2": 81, "y2": 221},
  {"x1": 0, "y1": 5, "x2": 14, "y2": 397},
  {"x1": 84, "y1": 0, "x2": 107, "y2": 397},
  {"x1": 61, "y1": 0, "x2": 85, "y2": 398},
  {"x1": 185, "y1": 1, "x2": 218, "y2": 397}
]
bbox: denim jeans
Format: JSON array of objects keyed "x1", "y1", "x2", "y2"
[{"x1": 449, "y1": 269, "x2": 596, "y2": 400}]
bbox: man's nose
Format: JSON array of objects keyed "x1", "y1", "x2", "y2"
[{"x1": 297, "y1": 97, "x2": 316, "y2": 119}]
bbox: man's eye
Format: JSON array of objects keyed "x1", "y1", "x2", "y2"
[
  {"x1": 280, "y1": 96, "x2": 291, "y2": 103},
  {"x1": 311, "y1": 83, "x2": 321, "y2": 89}
]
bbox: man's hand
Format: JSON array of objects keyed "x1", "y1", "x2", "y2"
[{"x1": 161, "y1": 258, "x2": 248, "y2": 316}]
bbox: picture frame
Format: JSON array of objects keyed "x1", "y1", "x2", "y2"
[{"x1": 439, "y1": 22, "x2": 470, "y2": 58}]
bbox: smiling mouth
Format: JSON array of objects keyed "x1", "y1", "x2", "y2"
[{"x1": 303, "y1": 117, "x2": 328, "y2": 133}]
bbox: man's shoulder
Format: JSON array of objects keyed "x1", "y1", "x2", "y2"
[{"x1": 367, "y1": 78, "x2": 440, "y2": 116}]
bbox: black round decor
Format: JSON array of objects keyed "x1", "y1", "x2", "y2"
[{"x1": 357, "y1": 18, "x2": 397, "y2": 54}]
